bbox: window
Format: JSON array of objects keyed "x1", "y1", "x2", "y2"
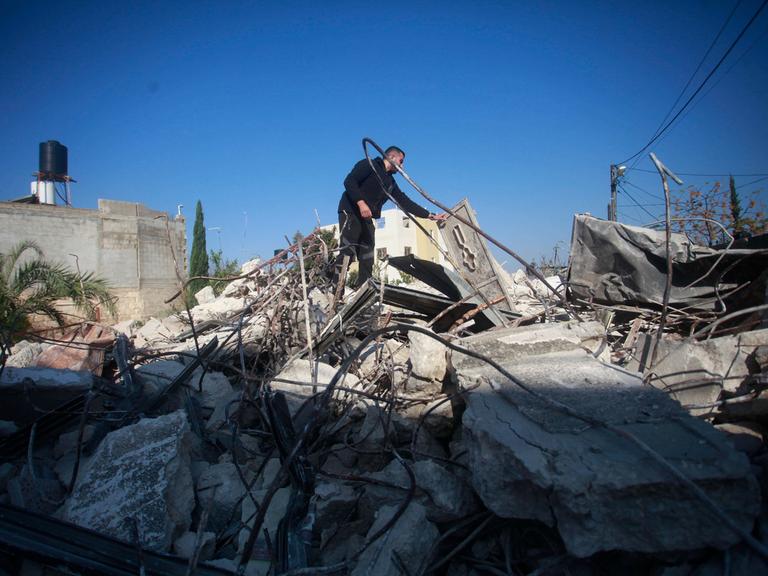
[
  {"x1": 376, "y1": 218, "x2": 386, "y2": 229},
  {"x1": 402, "y1": 217, "x2": 410, "y2": 228},
  {"x1": 376, "y1": 247, "x2": 388, "y2": 260},
  {"x1": 404, "y1": 246, "x2": 412, "y2": 256}
]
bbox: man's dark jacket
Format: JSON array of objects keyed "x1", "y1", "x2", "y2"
[{"x1": 338, "y1": 157, "x2": 430, "y2": 219}]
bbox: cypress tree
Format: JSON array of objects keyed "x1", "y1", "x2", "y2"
[
  {"x1": 189, "y1": 200, "x2": 209, "y2": 301},
  {"x1": 729, "y1": 175, "x2": 744, "y2": 239}
]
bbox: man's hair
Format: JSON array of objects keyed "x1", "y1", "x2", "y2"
[{"x1": 384, "y1": 146, "x2": 405, "y2": 159}]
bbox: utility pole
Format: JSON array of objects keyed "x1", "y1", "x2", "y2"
[
  {"x1": 609, "y1": 164, "x2": 626, "y2": 221},
  {"x1": 609, "y1": 164, "x2": 618, "y2": 221}
]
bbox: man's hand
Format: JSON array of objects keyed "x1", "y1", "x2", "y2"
[
  {"x1": 429, "y1": 212, "x2": 449, "y2": 222},
  {"x1": 357, "y1": 200, "x2": 372, "y2": 219}
]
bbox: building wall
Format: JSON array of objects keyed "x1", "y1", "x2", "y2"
[{"x1": 0, "y1": 199, "x2": 187, "y2": 320}]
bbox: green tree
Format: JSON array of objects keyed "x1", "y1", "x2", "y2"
[
  {"x1": 729, "y1": 175, "x2": 745, "y2": 239},
  {"x1": 672, "y1": 179, "x2": 767, "y2": 245},
  {"x1": 188, "y1": 200, "x2": 209, "y2": 302},
  {"x1": 0, "y1": 241, "x2": 115, "y2": 345},
  {"x1": 209, "y1": 249, "x2": 240, "y2": 295}
]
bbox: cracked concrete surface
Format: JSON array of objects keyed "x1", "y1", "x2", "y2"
[{"x1": 459, "y1": 350, "x2": 761, "y2": 557}]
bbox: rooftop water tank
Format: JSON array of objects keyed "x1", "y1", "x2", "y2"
[{"x1": 39, "y1": 140, "x2": 68, "y2": 176}]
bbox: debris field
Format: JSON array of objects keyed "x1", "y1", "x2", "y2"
[{"x1": 1, "y1": 208, "x2": 768, "y2": 576}]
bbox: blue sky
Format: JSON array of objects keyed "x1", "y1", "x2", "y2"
[{"x1": 1, "y1": 0, "x2": 766, "y2": 268}]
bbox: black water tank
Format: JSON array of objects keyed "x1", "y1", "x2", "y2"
[{"x1": 39, "y1": 140, "x2": 68, "y2": 175}]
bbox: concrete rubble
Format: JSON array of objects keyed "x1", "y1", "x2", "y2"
[{"x1": 1, "y1": 221, "x2": 767, "y2": 575}]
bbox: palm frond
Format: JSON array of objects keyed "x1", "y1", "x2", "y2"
[{"x1": 0, "y1": 240, "x2": 44, "y2": 285}]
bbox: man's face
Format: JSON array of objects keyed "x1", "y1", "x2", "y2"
[{"x1": 384, "y1": 152, "x2": 404, "y2": 173}]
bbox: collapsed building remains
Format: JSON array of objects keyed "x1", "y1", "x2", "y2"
[{"x1": 1, "y1": 205, "x2": 767, "y2": 576}]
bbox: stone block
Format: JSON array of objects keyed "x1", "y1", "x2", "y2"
[
  {"x1": 173, "y1": 530, "x2": 216, "y2": 561},
  {"x1": 351, "y1": 502, "x2": 439, "y2": 576},
  {"x1": 459, "y1": 350, "x2": 760, "y2": 557},
  {"x1": 195, "y1": 285, "x2": 216, "y2": 305},
  {"x1": 408, "y1": 329, "x2": 447, "y2": 381},
  {"x1": 271, "y1": 359, "x2": 359, "y2": 419},
  {"x1": 629, "y1": 329, "x2": 768, "y2": 414},
  {"x1": 451, "y1": 320, "x2": 607, "y2": 373},
  {"x1": 64, "y1": 410, "x2": 194, "y2": 552},
  {"x1": 0, "y1": 367, "x2": 93, "y2": 423},
  {"x1": 197, "y1": 462, "x2": 248, "y2": 534},
  {"x1": 238, "y1": 487, "x2": 290, "y2": 552}
]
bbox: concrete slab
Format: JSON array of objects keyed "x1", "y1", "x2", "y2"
[
  {"x1": 452, "y1": 320, "x2": 607, "y2": 372},
  {"x1": 629, "y1": 329, "x2": 768, "y2": 415},
  {"x1": 64, "y1": 410, "x2": 194, "y2": 552},
  {"x1": 458, "y1": 350, "x2": 760, "y2": 557}
]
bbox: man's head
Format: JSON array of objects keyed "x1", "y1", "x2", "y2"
[{"x1": 383, "y1": 145, "x2": 405, "y2": 173}]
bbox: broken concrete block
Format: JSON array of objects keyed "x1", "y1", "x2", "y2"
[
  {"x1": 238, "y1": 487, "x2": 290, "y2": 552},
  {"x1": 411, "y1": 460, "x2": 478, "y2": 522},
  {"x1": 112, "y1": 319, "x2": 141, "y2": 338},
  {"x1": 195, "y1": 285, "x2": 216, "y2": 306},
  {"x1": 363, "y1": 459, "x2": 476, "y2": 524},
  {"x1": 451, "y1": 320, "x2": 607, "y2": 373},
  {"x1": 7, "y1": 463, "x2": 64, "y2": 515},
  {"x1": 358, "y1": 339, "x2": 409, "y2": 382},
  {"x1": 191, "y1": 296, "x2": 244, "y2": 323},
  {"x1": 197, "y1": 462, "x2": 248, "y2": 534},
  {"x1": 194, "y1": 370, "x2": 233, "y2": 411},
  {"x1": 134, "y1": 317, "x2": 165, "y2": 347},
  {"x1": 630, "y1": 329, "x2": 768, "y2": 414},
  {"x1": 403, "y1": 399, "x2": 455, "y2": 440},
  {"x1": 173, "y1": 530, "x2": 216, "y2": 561},
  {"x1": 271, "y1": 359, "x2": 359, "y2": 418},
  {"x1": 408, "y1": 329, "x2": 447, "y2": 381},
  {"x1": 354, "y1": 404, "x2": 388, "y2": 451},
  {"x1": 459, "y1": 349, "x2": 761, "y2": 557},
  {"x1": 314, "y1": 480, "x2": 358, "y2": 533},
  {"x1": 206, "y1": 389, "x2": 240, "y2": 433},
  {"x1": 351, "y1": 502, "x2": 439, "y2": 576},
  {"x1": 716, "y1": 422, "x2": 765, "y2": 456},
  {"x1": 0, "y1": 367, "x2": 93, "y2": 423},
  {"x1": 54, "y1": 425, "x2": 95, "y2": 459},
  {"x1": 64, "y1": 410, "x2": 194, "y2": 552},
  {"x1": 6, "y1": 340, "x2": 49, "y2": 368}
]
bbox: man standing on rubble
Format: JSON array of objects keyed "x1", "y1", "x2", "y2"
[{"x1": 333, "y1": 146, "x2": 446, "y2": 288}]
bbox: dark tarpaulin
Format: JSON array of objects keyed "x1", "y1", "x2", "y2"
[{"x1": 567, "y1": 214, "x2": 737, "y2": 310}]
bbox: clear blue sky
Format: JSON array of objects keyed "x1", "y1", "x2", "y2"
[{"x1": 2, "y1": 0, "x2": 767, "y2": 268}]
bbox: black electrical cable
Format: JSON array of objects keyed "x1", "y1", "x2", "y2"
[
  {"x1": 617, "y1": 183, "x2": 660, "y2": 221},
  {"x1": 645, "y1": 0, "x2": 743, "y2": 151},
  {"x1": 623, "y1": 179, "x2": 666, "y2": 201},
  {"x1": 629, "y1": 168, "x2": 768, "y2": 177},
  {"x1": 619, "y1": 0, "x2": 768, "y2": 165}
]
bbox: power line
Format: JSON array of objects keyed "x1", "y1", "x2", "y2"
[
  {"x1": 617, "y1": 183, "x2": 659, "y2": 220},
  {"x1": 622, "y1": 179, "x2": 665, "y2": 200},
  {"x1": 618, "y1": 0, "x2": 768, "y2": 165},
  {"x1": 628, "y1": 168, "x2": 768, "y2": 177},
  {"x1": 644, "y1": 0, "x2": 743, "y2": 152},
  {"x1": 659, "y1": 22, "x2": 768, "y2": 146},
  {"x1": 736, "y1": 175, "x2": 768, "y2": 189}
]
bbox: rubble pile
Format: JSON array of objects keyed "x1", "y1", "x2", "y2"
[{"x1": 1, "y1": 213, "x2": 767, "y2": 575}]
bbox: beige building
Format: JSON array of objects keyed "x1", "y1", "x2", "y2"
[
  {"x1": 0, "y1": 199, "x2": 187, "y2": 320},
  {"x1": 322, "y1": 208, "x2": 448, "y2": 282}
]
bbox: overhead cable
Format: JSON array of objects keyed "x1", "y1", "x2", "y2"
[
  {"x1": 617, "y1": 183, "x2": 659, "y2": 220},
  {"x1": 644, "y1": 0, "x2": 744, "y2": 152},
  {"x1": 618, "y1": 0, "x2": 768, "y2": 165}
]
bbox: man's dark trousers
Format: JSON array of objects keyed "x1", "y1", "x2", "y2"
[{"x1": 336, "y1": 210, "x2": 375, "y2": 288}]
